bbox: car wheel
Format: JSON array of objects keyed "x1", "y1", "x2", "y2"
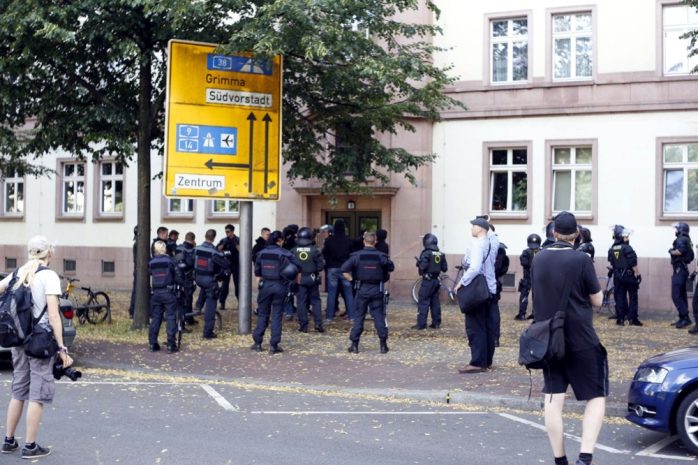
[{"x1": 677, "y1": 389, "x2": 698, "y2": 454}]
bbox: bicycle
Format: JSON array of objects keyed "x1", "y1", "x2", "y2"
[
  {"x1": 411, "y1": 265, "x2": 464, "y2": 305},
  {"x1": 62, "y1": 277, "x2": 111, "y2": 324},
  {"x1": 597, "y1": 268, "x2": 616, "y2": 318}
]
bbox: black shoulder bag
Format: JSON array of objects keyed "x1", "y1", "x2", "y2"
[
  {"x1": 24, "y1": 306, "x2": 59, "y2": 359},
  {"x1": 457, "y1": 243, "x2": 492, "y2": 315},
  {"x1": 518, "y1": 276, "x2": 571, "y2": 370}
]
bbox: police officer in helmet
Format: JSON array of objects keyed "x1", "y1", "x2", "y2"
[
  {"x1": 251, "y1": 230, "x2": 302, "y2": 354},
  {"x1": 193, "y1": 229, "x2": 228, "y2": 339},
  {"x1": 671, "y1": 222, "x2": 695, "y2": 329},
  {"x1": 174, "y1": 232, "x2": 197, "y2": 332},
  {"x1": 515, "y1": 233, "x2": 541, "y2": 321},
  {"x1": 292, "y1": 227, "x2": 326, "y2": 333},
  {"x1": 608, "y1": 225, "x2": 642, "y2": 326},
  {"x1": 413, "y1": 233, "x2": 448, "y2": 330},
  {"x1": 148, "y1": 241, "x2": 180, "y2": 353},
  {"x1": 341, "y1": 231, "x2": 395, "y2": 354}
]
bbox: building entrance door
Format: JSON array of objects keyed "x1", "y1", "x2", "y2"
[{"x1": 326, "y1": 211, "x2": 381, "y2": 239}]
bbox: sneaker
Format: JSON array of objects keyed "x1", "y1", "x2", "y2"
[
  {"x1": 21, "y1": 444, "x2": 51, "y2": 459},
  {"x1": 2, "y1": 439, "x2": 18, "y2": 453}
]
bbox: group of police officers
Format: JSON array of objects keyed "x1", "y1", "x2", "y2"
[
  {"x1": 144, "y1": 223, "x2": 395, "y2": 355},
  {"x1": 143, "y1": 218, "x2": 698, "y2": 355}
]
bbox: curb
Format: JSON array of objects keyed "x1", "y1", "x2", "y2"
[{"x1": 78, "y1": 357, "x2": 628, "y2": 418}]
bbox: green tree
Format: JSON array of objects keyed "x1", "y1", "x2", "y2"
[
  {"x1": 0, "y1": 0, "x2": 461, "y2": 328},
  {"x1": 683, "y1": 0, "x2": 698, "y2": 72}
]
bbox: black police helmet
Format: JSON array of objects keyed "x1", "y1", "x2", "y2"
[
  {"x1": 526, "y1": 234, "x2": 541, "y2": 249},
  {"x1": 612, "y1": 225, "x2": 625, "y2": 241},
  {"x1": 676, "y1": 222, "x2": 691, "y2": 235},
  {"x1": 280, "y1": 263, "x2": 299, "y2": 281},
  {"x1": 422, "y1": 233, "x2": 438, "y2": 248},
  {"x1": 297, "y1": 227, "x2": 313, "y2": 241}
]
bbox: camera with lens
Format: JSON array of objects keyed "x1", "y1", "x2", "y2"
[{"x1": 53, "y1": 360, "x2": 82, "y2": 381}]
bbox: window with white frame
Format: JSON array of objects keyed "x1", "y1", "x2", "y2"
[
  {"x1": 99, "y1": 161, "x2": 124, "y2": 215},
  {"x1": 491, "y1": 18, "x2": 528, "y2": 83},
  {"x1": 663, "y1": 4, "x2": 698, "y2": 75},
  {"x1": 663, "y1": 143, "x2": 698, "y2": 214},
  {"x1": 489, "y1": 148, "x2": 528, "y2": 213},
  {"x1": 211, "y1": 199, "x2": 240, "y2": 216},
  {"x1": 2, "y1": 171, "x2": 24, "y2": 215},
  {"x1": 552, "y1": 147, "x2": 592, "y2": 213},
  {"x1": 167, "y1": 198, "x2": 194, "y2": 215},
  {"x1": 552, "y1": 12, "x2": 592, "y2": 80},
  {"x1": 61, "y1": 162, "x2": 85, "y2": 215}
]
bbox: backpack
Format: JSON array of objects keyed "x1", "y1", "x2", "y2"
[
  {"x1": 0, "y1": 267, "x2": 46, "y2": 348},
  {"x1": 494, "y1": 244, "x2": 509, "y2": 278}
]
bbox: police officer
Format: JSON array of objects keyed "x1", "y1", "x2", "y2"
[
  {"x1": 148, "y1": 241, "x2": 180, "y2": 353},
  {"x1": 166, "y1": 230, "x2": 179, "y2": 257},
  {"x1": 292, "y1": 227, "x2": 326, "y2": 333},
  {"x1": 413, "y1": 233, "x2": 448, "y2": 330},
  {"x1": 608, "y1": 225, "x2": 642, "y2": 326},
  {"x1": 577, "y1": 227, "x2": 595, "y2": 259},
  {"x1": 217, "y1": 224, "x2": 240, "y2": 310},
  {"x1": 174, "y1": 232, "x2": 197, "y2": 332},
  {"x1": 670, "y1": 222, "x2": 695, "y2": 329},
  {"x1": 251, "y1": 231, "x2": 302, "y2": 354},
  {"x1": 194, "y1": 229, "x2": 227, "y2": 339},
  {"x1": 515, "y1": 233, "x2": 541, "y2": 321},
  {"x1": 342, "y1": 231, "x2": 395, "y2": 354}
]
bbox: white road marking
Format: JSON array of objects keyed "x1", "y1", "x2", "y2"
[
  {"x1": 636, "y1": 436, "x2": 680, "y2": 456},
  {"x1": 251, "y1": 411, "x2": 487, "y2": 415},
  {"x1": 200, "y1": 384, "x2": 239, "y2": 411},
  {"x1": 498, "y1": 413, "x2": 631, "y2": 455}
]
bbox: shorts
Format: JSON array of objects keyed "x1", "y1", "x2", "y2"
[
  {"x1": 11, "y1": 347, "x2": 56, "y2": 404},
  {"x1": 542, "y1": 343, "x2": 609, "y2": 401}
]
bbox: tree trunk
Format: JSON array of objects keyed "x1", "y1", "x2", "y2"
[{"x1": 132, "y1": 51, "x2": 153, "y2": 330}]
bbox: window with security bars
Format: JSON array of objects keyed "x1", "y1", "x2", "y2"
[
  {"x1": 491, "y1": 18, "x2": 528, "y2": 84},
  {"x1": 552, "y1": 147, "x2": 593, "y2": 213},
  {"x1": 63, "y1": 259, "x2": 76, "y2": 274},
  {"x1": 62, "y1": 162, "x2": 85, "y2": 216},
  {"x1": 663, "y1": 143, "x2": 698, "y2": 214},
  {"x1": 489, "y1": 148, "x2": 528, "y2": 213},
  {"x1": 552, "y1": 12, "x2": 592, "y2": 80},
  {"x1": 101, "y1": 260, "x2": 115, "y2": 274}
]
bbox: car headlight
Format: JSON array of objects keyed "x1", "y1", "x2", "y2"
[{"x1": 635, "y1": 367, "x2": 669, "y2": 384}]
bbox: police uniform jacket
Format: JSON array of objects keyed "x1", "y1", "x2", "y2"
[
  {"x1": 608, "y1": 240, "x2": 637, "y2": 273},
  {"x1": 193, "y1": 242, "x2": 226, "y2": 283},
  {"x1": 417, "y1": 245, "x2": 447, "y2": 279},
  {"x1": 341, "y1": 247, "x2": 395, "y2": 284},
  {"x1": 255, "y1": 244, "x2": 302, "y2": 280},
  {"x1": 519, "y1": 248, "x2": 539, "y2": 280},
  {"x1": 149, "y1": 255, "x2": 178, "y2": 290},
  {"x1": 291, "y1": 239, "x2": 325, "y2": 285},
  {"x1": 672, "y1": 234, "x2": 694, "y2": 266}
]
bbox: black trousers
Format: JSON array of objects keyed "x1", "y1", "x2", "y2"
[
  {"x1": 219, "y1": 267, "x2": 240, "y2": 307},
  {"x1": 672, "y1": 266, "x2": 689, "y2": 318},
  {"x1": 417, "y1": 278, "x2": 441, "y2": 328},
  {"x1": 149, "y1": 290, "x2": 177, "y2": 346},
  {"x1": 350, "y1": 284, "x2": 388, "y2": 343},
  {"x1": 464, "y1": 296, "x2": 497, "y2": 368},
  {"x1": 253, "y1": 280, "x2": 286, "y2": 346}
]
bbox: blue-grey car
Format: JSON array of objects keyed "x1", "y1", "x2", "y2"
[{"x1": 627, "y1": 347, "x2": 698, "y2": 454}]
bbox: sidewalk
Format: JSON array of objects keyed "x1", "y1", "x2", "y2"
[{"x1": 74, "y1": 298, "x2": 694, "y2": 417}]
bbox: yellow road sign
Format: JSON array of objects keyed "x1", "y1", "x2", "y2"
[{"x1": 164, "y1": 40, "x2": 282, "y2": 200}]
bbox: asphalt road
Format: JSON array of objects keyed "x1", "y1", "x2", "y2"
[{"x1": 0, "y1": 369, "x2": 694, "y2": 465}]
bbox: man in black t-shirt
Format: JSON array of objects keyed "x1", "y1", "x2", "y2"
[{"x1": 530, "y1": 211, "x2": 604, "y2": 465}]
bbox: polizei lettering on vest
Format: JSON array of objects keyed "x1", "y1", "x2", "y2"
[{"x1": 206, "y1": 88, "x2": 273, "y2": 108}]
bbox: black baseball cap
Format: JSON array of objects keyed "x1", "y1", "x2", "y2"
[{"x1": 553, "y1": 211, "x2": 578, "y2": 235}]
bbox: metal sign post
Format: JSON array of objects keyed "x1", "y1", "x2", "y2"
[{"x1": 238, "y1": 201, "x2": 253, "y2": 334}]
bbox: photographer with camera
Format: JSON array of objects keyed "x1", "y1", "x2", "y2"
[{"x1": 0, "y1": 236, "x2": 74, "y2": 459}]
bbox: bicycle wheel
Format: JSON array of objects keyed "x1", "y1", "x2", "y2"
[
  {"x1": 86, "y1": 291, "x2": 111, "y2": 324},
  {"x1": 411, "y1": 278, "x2": 423, "y2": 304},
  {"x1": 439, "y1": 277, "x2": 456, "y2": 304}
]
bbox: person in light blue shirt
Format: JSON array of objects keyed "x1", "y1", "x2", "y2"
[{"x1": 455, "y1": 217, "x2": 498, "y2": 373}]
